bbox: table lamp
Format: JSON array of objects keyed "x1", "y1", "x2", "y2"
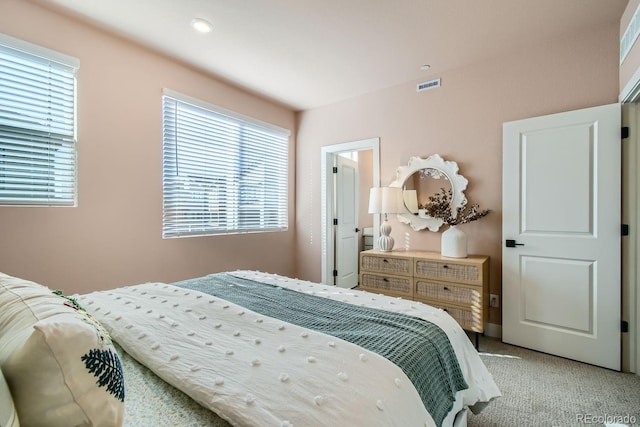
[{"x1": 368, "y1": 186, "x2": 404, "y2": 252}]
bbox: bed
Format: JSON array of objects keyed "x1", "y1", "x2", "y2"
[{"x1": 0, "y1": 270, "x2": 500, "y2": 427}]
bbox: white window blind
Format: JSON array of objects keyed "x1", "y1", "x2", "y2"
[
  {"x1": 162, "y1": 90, "x2": 290, "y2": 238},
  {"x1": 0, "y1": 34, "x2": 79, "y2": 206}
]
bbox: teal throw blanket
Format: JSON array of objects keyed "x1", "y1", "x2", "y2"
[{"x1": 172, "y1": 273, "x2": 468, "y2": 427}]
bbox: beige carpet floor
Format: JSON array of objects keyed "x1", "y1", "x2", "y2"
[{"x1": 468, "y1": 337, "x2": 640, "y2": 427}]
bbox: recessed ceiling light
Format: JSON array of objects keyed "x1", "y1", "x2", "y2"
[
  {"x1": 420, "y1": 64, "x2": 431, "y2": 71},
  {"x1": 191, "y1": 18, "x2": 212, "y2": 33}
]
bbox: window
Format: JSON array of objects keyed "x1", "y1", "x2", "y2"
[
  {"x1": 0, "y1": 34, "x2": 79, "y2": 206},
  {"x1": 162, "y1": 90, "x2": 290, "y2": 238}
]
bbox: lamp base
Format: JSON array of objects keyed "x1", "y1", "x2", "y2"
[
  {"x1": 378, "y1": 235, "x2": 395, "y2": 252},
  {"x1": 378, "y1": 219, "x2": 395, "y2": 252}
]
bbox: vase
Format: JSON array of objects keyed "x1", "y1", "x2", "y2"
[{"x1": 441, "y1": 225, "x2": 467, "y2": 258}]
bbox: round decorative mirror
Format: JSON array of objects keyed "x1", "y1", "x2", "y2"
[{"x1": 389, "y1": 154, "x2": 468, "y2": 231}]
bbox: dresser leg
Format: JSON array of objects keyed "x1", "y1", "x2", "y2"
[{"x1": 475, "y1": 332, "x2": 479, "y2": 350}]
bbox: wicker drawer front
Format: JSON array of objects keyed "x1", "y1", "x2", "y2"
[
  {"x1": 360, "y1": 273, "x2": 412, "y2": 297},
  {"x1": 431, "y1": 303, "x2": 483, "y2": 332},
  {"x1": 361, "y1": 255, "x2": 412, "y2": 276},
  {"x1": 414, "y1": 280, "x2": 481, "y2": 306},
  {"x1": 415, "y1": 259, "x2": 480, "y2": 283}
]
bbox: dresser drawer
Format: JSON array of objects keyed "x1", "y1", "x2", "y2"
[
  {"x1": 359, "y1": 273, "x2": 412, "y2": 298},
  {"x1": 414, "y1": 259, "x2": 481, "y2": 284},
  {"x1": 414, "y1": 279, "x2": 481, "y2": 307},
  {"x1": 360, "y1": 254, "x2": 413, "y2": 276},
  {"x1": 359, "y1": 250, "x2": 488, "y2": 336},
  {"x1": 429, "y1": 302, "x2": 483, "y2": 333}
]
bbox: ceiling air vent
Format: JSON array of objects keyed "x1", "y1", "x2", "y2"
[
  {"x1": 621, "y1": 3, "x2": 640, "y2": 64},
  {"x1": 417, "y1": 78, "x2": 441, "y2": 92}
]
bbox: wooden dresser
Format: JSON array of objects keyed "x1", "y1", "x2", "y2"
[{"x1": 359, "y1": 250, "x2": 489, "y2": 336}]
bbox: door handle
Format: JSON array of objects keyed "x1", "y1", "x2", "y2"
[
  {"x1": 355, "y1": 228, "x2": 360, "y2": 233},
  {"x1": 505, "y1": 239, "x2": 525, "y2": 248}
]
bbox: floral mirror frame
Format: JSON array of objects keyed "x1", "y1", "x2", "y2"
[{"x1": 389, "y1": 154, "x2": 468, "y2": 231}]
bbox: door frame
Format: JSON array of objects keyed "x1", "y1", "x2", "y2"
[
  {"x1": 621, "y1": 71, "x2": 640, "y2": 373},
  {"x1": 621, "y1": 102, "x2": 639, "y2": 374},
  {"x1": 321, "y1": 138, "x2": 380, "y2": 285}
]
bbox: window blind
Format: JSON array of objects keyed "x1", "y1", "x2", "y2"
[
  {"x1": 162, "y1": 91, "x2": 290, "y2": 238},
  {"x1": 0, "y1": 34, "x2": 78, "y2": 206}
]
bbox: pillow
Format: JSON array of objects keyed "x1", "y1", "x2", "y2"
[
  {"x1": 0, "y1": 272, "x2": 124, "y2": 427},
  {"x1": 0, "y1": 367, "x2": 19, "y2": 427}
]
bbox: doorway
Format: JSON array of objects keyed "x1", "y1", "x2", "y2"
[
  {"x1": 334, "y1": 154, "x2": 359, "y2": 288},
  {"x1": 321, "y1": 138, "x2": 380, "y2": 286}
]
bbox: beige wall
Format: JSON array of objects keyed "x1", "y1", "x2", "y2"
[
  {"x1": 0, "y1": 0, "x2": 297, "y2": 294},
  {"x1": 295, "y1": 23, "x2": 621, "y2": 326}
]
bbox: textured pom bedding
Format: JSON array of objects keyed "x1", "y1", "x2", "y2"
[{"x1": 78, "y1": 270, "x2": 500, "y2": 427}]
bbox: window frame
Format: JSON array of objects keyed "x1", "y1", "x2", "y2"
[
  {"x1": 0, "y1": 33, "x2": 79, "y2": 207},
  {"x1": 161, "y1": 89, "x2": 290, "y2": 239}
]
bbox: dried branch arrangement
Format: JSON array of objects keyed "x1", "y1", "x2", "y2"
[{"x1": 424, "y1": 187, "x2": 490, "y2": 226}]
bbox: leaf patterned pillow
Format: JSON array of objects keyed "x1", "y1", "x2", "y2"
[{"x1": 0, "y1": 273, "x2": 124, "y2": 427}]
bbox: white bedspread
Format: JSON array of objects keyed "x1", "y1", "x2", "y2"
[{"x1": 78, "y1": 271, "x2": 500, "y2": 427}]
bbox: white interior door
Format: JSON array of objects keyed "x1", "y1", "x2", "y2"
[
  {"x1": 335, "y1": 156, "x2": 359, "y2": 288},
  {"x1": 502, "y1": 103, "x2": 621, "y2": 370}
]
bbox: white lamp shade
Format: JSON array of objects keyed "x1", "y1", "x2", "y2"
[
  {"x1": 368, "y1": 187, "x2": 383, "y2": 214},
  {"x1": 369, "y1": 187, "x2": 403, "y2": 214},
  {"x1": 381, "y1": 187, "x2": 404, "y2": 214},
  {"x1": 403, "y1": 190, "x2": 418, "y2": 214}
]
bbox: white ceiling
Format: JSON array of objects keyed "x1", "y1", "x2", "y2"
[{"x1": 35, "y1": 0, "x2": 628, "y2": 111}]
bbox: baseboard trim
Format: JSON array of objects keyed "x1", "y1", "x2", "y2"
[{"x1": 484, "y1": 323, "x2": 502, "y2": 339}]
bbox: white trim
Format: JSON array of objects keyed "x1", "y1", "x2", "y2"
[
  {"x1": 637, "y1": 129, "x2": 640, "y2": 375},
  {"x1": 622, "y1": 103, "x2": 639, "y2": 375},
  {"x1": 619, "y1": 65, "x2": 640, "y2": 103},
  {"x1": 631, "y1": 103, "x2": 640, "y2": 375},
  {"x1": 619, "y1": 48, "x2": 640, "y2": 375},
  {"x1": 0, "y1": 32, "x2": 79, "y2": 69},
  {"x1": 162, "y1": 88, "x2": 290, "y2": 136},
  {"x1": 321, "y1": 138, "x2": 380, "y2": 285},
  {"x1": 636, "y1": 126, "x2": 640, "y2": 375}
]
